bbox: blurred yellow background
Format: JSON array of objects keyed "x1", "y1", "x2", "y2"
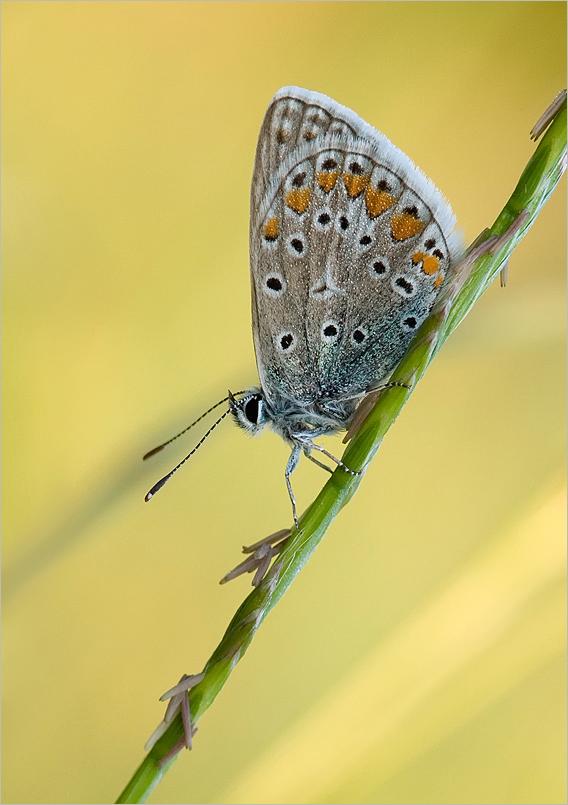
[{"x1": 2, "y1": 2, "x2": 566, "y2": 804}]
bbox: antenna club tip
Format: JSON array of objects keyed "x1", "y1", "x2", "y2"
[
  {"x1": 145, "y1": 475, "x2": 169, "y2": 500},
  {"x1": 143, "y1": 445, "x2": 164, "y2": 460}
]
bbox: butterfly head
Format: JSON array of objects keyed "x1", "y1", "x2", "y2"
[{"x1": 229, "y1": 389, "x2": 271, "y2": 436}]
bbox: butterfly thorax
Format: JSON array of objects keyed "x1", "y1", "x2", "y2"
[
  {"x1": 230, "y1": 386, "x2": 357, "y2": 445},
  {"x1": 267, "y1": 388, "x2": 358, "y2": 441}
]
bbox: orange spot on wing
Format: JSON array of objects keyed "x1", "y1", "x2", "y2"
[
  {"x1": 264, "y1": 218, "x2": 279, "y2": 240},
  {"x1": 434, "y1": 273, "x2": 444, "y2": 289},
  {"x1": 317, "y1": 171, "x2": 339, "y2": 193},
  {"x1": 391, "y1": 213, "x2": 424, "y2": 241},
  {"x1": 422, "y1": 255, "x2": 440, "y2": 275},
  {"x1": 343, "y1": 172, "x2": 369, "y2": 198},
  {"x1": 365, "y1": 187, "x2": 395, "y2": 218},
  {"x1": 412, "y1": 251, "x2": 440, "y2": 275},
  {"x1": 285, "y1": 188, "x2": 311, "y2": 214}
]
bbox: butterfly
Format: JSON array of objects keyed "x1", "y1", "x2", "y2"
[{"x1": 145, "y1": 87, "x2": 461, "y2": 526}]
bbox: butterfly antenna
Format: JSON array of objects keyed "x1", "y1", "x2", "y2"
[
  {"x1": 143, "y1": 392, "x2": 246, "y2": 460},
  {"x1": 145, "y1": 408, "x2": 233, "y2": 501}
]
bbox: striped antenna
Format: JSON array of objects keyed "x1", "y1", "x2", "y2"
[
  {"x1": 143, "y1": 392, "x2": 246, "y2": 460},
  {"x1": 145, "y1": 407, "x2": 233, "y2": 501}
]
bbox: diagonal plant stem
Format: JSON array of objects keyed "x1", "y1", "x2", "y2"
[{"x1": 116, "y1": 93, "x2": 566, "y2": 804}]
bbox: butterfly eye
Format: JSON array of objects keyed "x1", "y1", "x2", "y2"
[{"x1": 244, "y1": 395, "x2": 261, "y2": 424}]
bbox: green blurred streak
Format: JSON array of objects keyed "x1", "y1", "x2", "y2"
[
  {"x1": 2, "y1": 415, "x2": 208, "y2": 603},
  {"x1": 2, "y1": 453, "x2": 145, "y2": 603}
]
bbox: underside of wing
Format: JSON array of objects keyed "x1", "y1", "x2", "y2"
[{"x1": 250, "y1": 87, "x2": 463, "y2": 409}]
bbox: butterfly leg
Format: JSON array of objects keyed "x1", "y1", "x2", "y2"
[
  {"x1": 285, "y1": 444, "x2": 302, "y2": 528},
  {"x1": 309, "y1": 442, "x2": 362, "y2": 477},
  {"x1": 303, "y1": 447, "x2": 334, "y2": 474}
]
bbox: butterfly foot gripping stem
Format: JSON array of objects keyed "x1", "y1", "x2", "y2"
[{"x1": 308, "y1": 441, "x2": 363, "y2": 478}]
